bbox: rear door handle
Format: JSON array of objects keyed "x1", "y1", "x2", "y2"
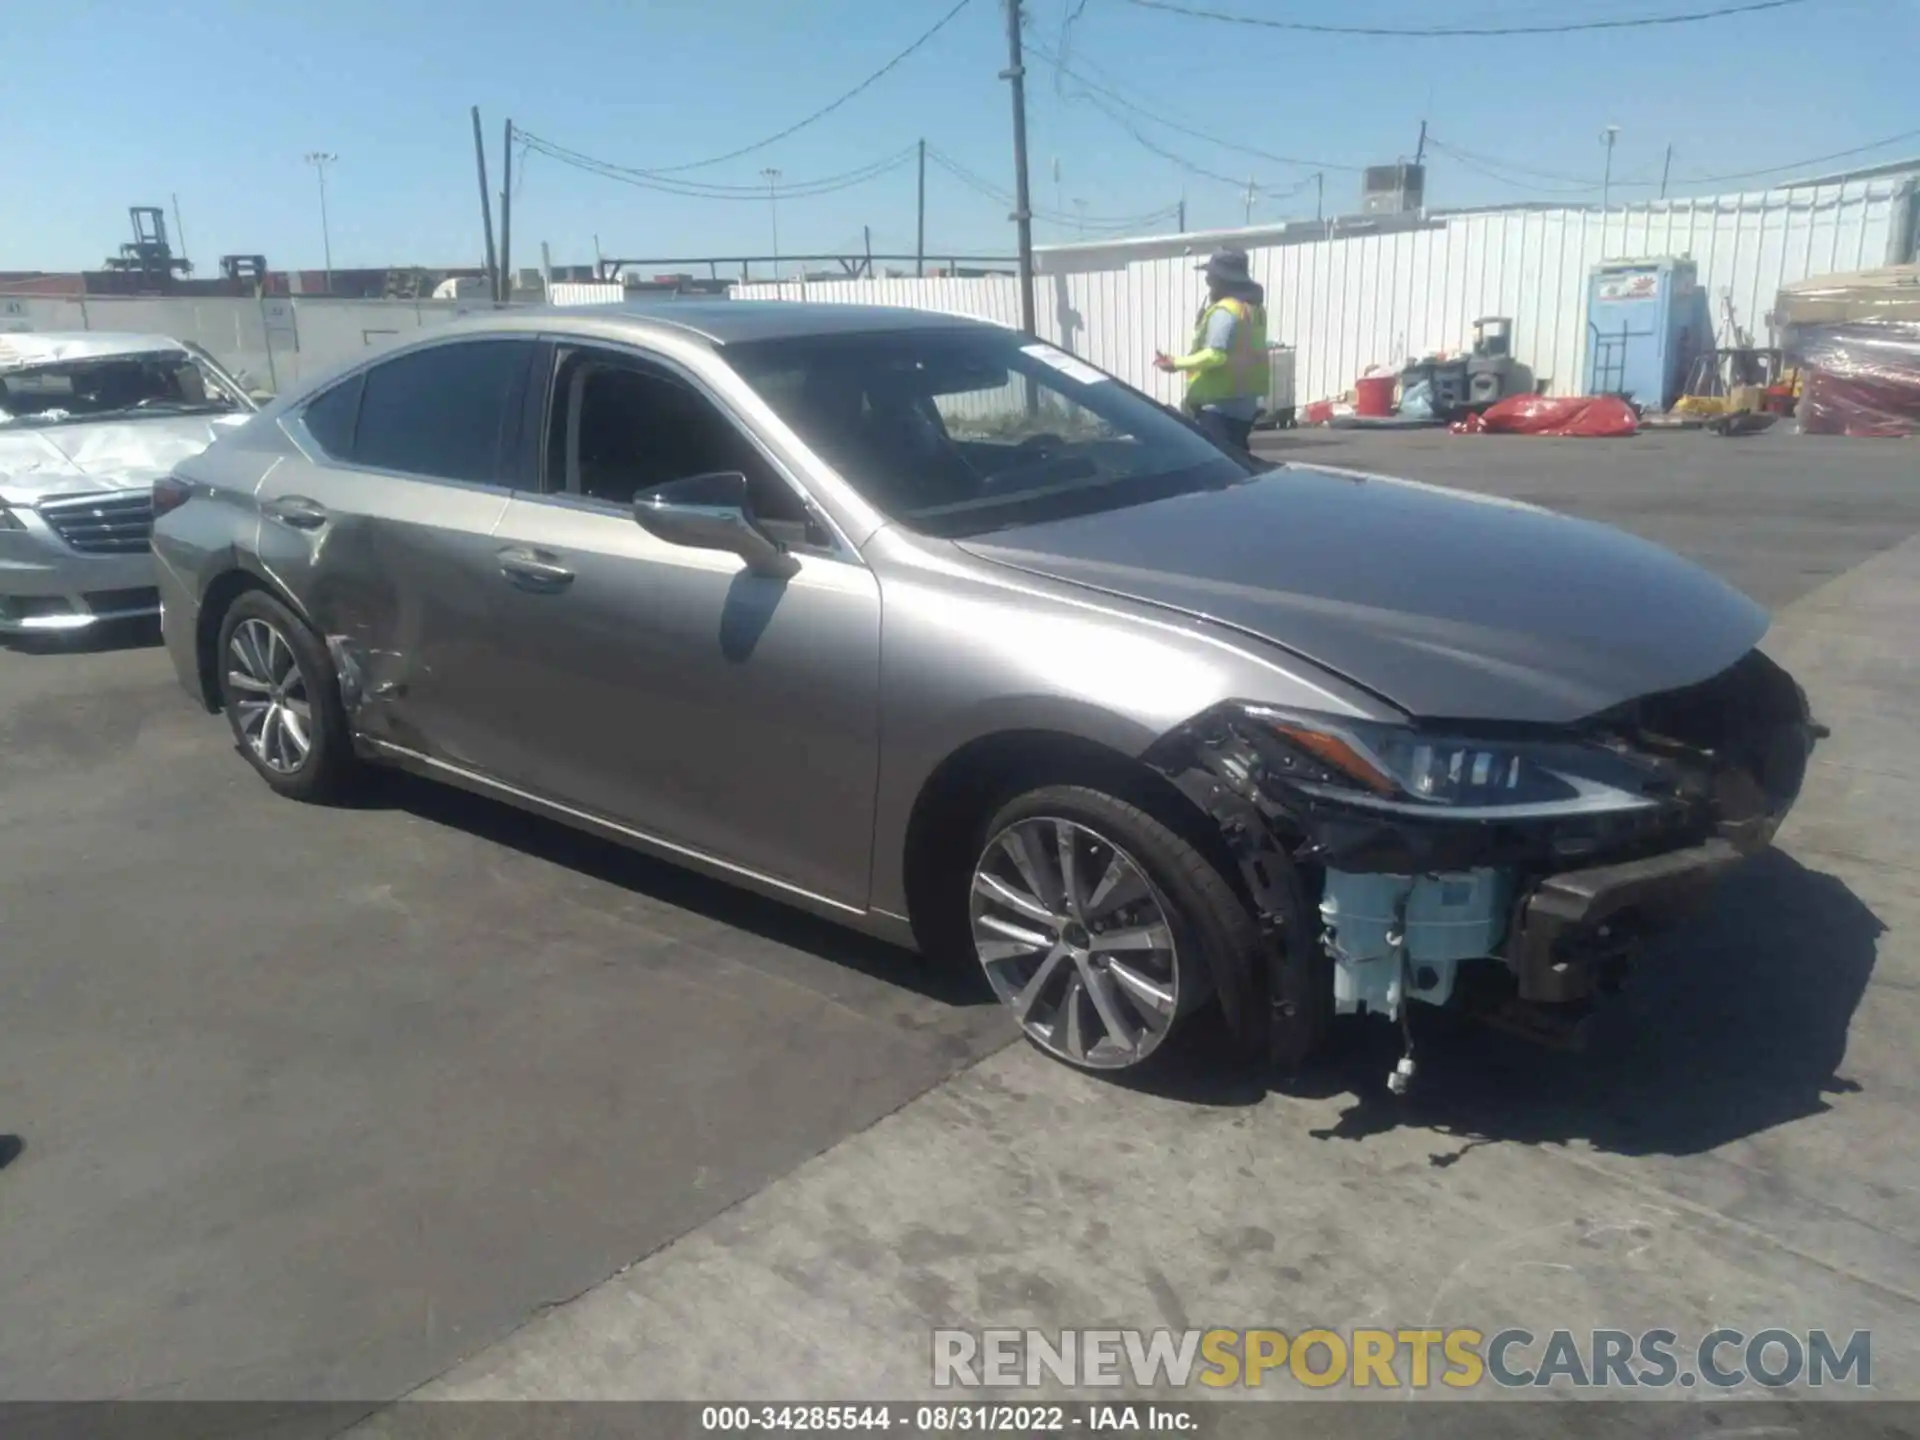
[
  {"x1": 497, "y1": 545, "x2": 575, "y2": 590},
  {"x1": 264, "y1": 494, "x2": 329, "y2": 530}
]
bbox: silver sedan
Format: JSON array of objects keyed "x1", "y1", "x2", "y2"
[
  {"x1": 1, "y1": 332, "x2": 254, "y2": 634},
  {"x1": 154, "y1": 303, "x2": 1818, "y2": 1080}
]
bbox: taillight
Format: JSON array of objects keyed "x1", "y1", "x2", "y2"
[{"x1": 153, "y1": 474, "x2": 193, "y2": 517}]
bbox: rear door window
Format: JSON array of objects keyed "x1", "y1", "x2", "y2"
[{"x1": 350, "y1": 339, "x2": 534, "y2": 484}]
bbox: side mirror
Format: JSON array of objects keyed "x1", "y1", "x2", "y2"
[{"x1": 633, "y1": 470, "x2": 795, "y2": 576}]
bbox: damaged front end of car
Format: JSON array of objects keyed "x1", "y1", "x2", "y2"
[{"x1": 1143, "y1": 648, "x2": 1826, "y2": 1087}]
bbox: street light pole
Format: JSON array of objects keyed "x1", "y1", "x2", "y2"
[
  {"x1": 304, "y1": 152, "x2": 337, "y2": 294},
  {"x1": 761, "y1": 167, "x2": 782, "y2": 278},
  {"x1": 1243, "y1": 175, "x2": 1257, "y2": 227},
  {"x1": 1600, "y1": 124, "x2": 1621, "y2": 213}
]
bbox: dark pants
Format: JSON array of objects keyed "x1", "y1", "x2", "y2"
[{"x1": 1194, "y1": 407, "x2": 1255, "y2": 453}]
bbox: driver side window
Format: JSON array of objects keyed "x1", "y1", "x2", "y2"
[{"x1": 545, "y1": 351, "x2": 821, "y2": 547}]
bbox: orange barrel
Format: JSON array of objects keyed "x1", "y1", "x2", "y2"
[{"x1": 1355, "y1": 374, "x2": 1397, "y2": 417}]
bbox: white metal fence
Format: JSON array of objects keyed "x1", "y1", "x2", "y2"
[
  {"x1": 737, "y1": 173, "x2": 1918, "y2": 405},
  {"x1": 0, "y1": 293, "x2": 505, "y2": 395}
]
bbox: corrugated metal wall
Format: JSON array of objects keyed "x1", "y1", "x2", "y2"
[
  {"x1": 0, "y1": 293, "x2": 503, "y2": 394},
  {"x1": 549, "y1": 282, "x2": 627, "y2": 306},
  {"x1": 735, "y1": 173, "x2": 1917, "y2": 405}
]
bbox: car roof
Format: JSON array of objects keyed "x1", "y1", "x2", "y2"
[
  {"x1": 0, "y1": 331, "x2": 190, "y2": 374},
  {"x1": 436, "y1": 300, "x2": 1002, "y2": 349}
]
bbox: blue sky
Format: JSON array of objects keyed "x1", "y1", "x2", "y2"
[{"x1": 4, "y1": 0, "x2": 1916, "y2": 275}]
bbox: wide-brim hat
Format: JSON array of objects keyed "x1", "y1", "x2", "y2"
[{"x1": 1199, "y1": 248, "x2": 1253, "y2": 284}]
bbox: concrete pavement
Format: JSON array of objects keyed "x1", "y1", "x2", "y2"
[{"x1": 401, "y1": 455, "x2": 1920, "y2": 1408}]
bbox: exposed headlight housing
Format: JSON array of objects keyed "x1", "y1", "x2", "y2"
[{"x1": 1243, "y1": 706, "x2": 1670, "y2": 819}]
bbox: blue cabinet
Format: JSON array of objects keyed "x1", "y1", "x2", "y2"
[{"x1": 1584, "y1": 259, "x2": 1711, "y2": 410}]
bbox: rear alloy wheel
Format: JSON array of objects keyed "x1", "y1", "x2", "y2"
[
  {"x1": 215, "y1": 590, "x2": 356, "y2": 802},
  {"x1": 971, "y1": 799, "x2": 1198, "y2": 1071},
  {"x1": 227, "y1": 617, "x2": 313, "y2": 775}
]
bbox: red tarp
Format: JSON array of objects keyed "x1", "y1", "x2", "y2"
[{"x1": 1451, "y1": 394, "x2": 1641, "y2": 437}]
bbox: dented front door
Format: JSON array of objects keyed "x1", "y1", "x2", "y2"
[{"x1": 251, "y1": 454, "x2": 520, "y2": 774}]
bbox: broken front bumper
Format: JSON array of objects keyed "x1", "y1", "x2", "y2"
[
  {"x1": 1503, "y1": 836, "x2": 1746, "y2": 1004},
  {"x1": 1143, "y1": 648, "x2": 1821, "y2": 1059}
]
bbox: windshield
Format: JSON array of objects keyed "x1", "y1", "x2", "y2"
[
  {"x1": 727, "y1": 327, "x2": 1257, "y2": 538},
  {"x1": 0, "y1": 351, "x2": 247, "y2": 427}
]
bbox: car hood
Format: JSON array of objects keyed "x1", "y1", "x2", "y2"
[
  {"x1": 0, "y1": 415, "x2": 247, "y2": 505},
  {"x1": 956, "y1": 464, "x2": 1770, "y2": 725}
]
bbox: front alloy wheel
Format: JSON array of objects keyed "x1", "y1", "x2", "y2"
[
  {"x1": 226, "y1": 617, "x2": 313, "y2": 774},
  {"x1": 971, "y1": 816, "x2": 1181, "y2": 1069}
]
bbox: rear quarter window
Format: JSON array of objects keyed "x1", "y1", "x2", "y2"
[{"x1": 299, "y1": 372, "x2": 364, "y2": 459}]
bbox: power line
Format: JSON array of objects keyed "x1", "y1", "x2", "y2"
[
  {"x1": 603, "y1": 0, "x2": 974, "y2": 175},
  {"x1": 1423, "y1": 127, "x2": 1920, "y2": 200},
  {"x1": 1425, "y1": 137, "x2": 1656, "y2": 195},
  {"x1": 1125, "y1": 0, "x2": 1808, "y2": 37},
  {"x1": 1679, "y1": 126, "x2": 1920, "y2": 185},
  {"x1": 1030, "y1": 38, "x2": 1366, "y2": 172},
  {"x1": 1426, "y1": 135, "x2": 1651, "y2": 189},
  {"x1": 519, "y1": 131, "x2": 920, "y2": 200},
  {"x1": 925, "y1": 147, "x2": 1178, "y2": 229},
  {"x1": 1059, "y1": 84, "x2": 1316, "y2": 200}
]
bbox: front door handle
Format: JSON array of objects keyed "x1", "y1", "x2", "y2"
[
  {"x1": 497, "y1": 545, "x2": 575, "y2": 590},
  {"x1": 264, "y1": 494, "x2": 329, "y2": 530}
]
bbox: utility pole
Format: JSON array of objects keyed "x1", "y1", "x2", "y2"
[
  {"x1": 1600, "y1": 124, "x2": 1621, "y2": 212},
  {"x1": 1243, "y1": 175, "x2": 1257, "y2": 227},
  {"x1": 541, "y1": 240, "x2": 554, "y2": 288},
  {"x1": 1073, "y1": 198, "x2": 1087, "y2": 236},
  {"x1": 304, "y1": 152, "x2": 338, "y2": 295},
  {"x1": 1176, "y1": 196, "x2": 1186, "y2": 233},
  {"x1": 1414, "y1": 118, "x2": 1428, "y2": 165},
  {"x1": 1315, "y1": 172, "x2": 1325, "y2": 222},
  {"x1": 499, "y1": 118, "x2": 514, "y2": 302},
  {"x1": 863, "y1": 225, "x2": 873, "y2": 278},
  {"x1": 916, "y1": 139, "x2": 927, "y2": 278},
  {"x1": 470, "y1": 108, "x2": 499, "y2": 302},
  {"x1": 762, "y1": 168, "x2": 782, "y2": 278},
  {"x1": 1001, "y1": 0, "x2": 1037, "y2": 335},
  {"x1": 1660, "y1": 142, "x2": 1674, "y2": 200}
]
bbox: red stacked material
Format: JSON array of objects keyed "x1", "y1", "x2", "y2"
[
  {"x1": 1793, "y1": 322, "x2": 1920, "y2": 438},
  {"x1": 1451, "y1": 394, "x2": 1640, "y2": 437}
]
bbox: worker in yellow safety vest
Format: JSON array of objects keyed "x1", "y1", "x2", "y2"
[{"x1": 1154, "y1": 248, "x2": 1269, "y2": 451}]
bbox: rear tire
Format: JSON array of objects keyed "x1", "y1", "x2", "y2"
[
  {"x1": 214, "y1": 590, "x2": 356, "y2": 803},
  {"x1": 966, "y1": 784, "x2": 1263, "y2": 1073}
]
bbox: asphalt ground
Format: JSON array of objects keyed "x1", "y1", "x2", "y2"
[{"x1": 2, "y1": 427, "x2": 1915, "y2": 1424}]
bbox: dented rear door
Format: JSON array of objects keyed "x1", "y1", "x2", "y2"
[{"x1": 260, "y1": 337, "x2": 534, "y2": 775}]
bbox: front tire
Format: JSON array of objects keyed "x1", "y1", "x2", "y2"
[
  {"x1": 967, "y1": 785, "x2": 1260, "y2": 1072},
  {"x1": 215, "y1": 590, "x2": 356, "y2": 802}
]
